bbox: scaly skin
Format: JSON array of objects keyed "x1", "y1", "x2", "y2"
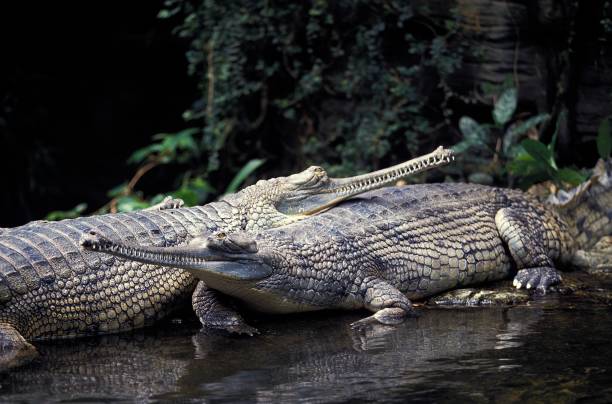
[
  {"x1": 86, "y1": 179, "x2": 612, "y2": 329},
  {"x1": 0, "y1": 147, "x2": 454, "y2": 368}
]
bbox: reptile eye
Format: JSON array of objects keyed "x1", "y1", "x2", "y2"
[{"x1": 215, "y1": 232, "x2": 227, "y2": 239}]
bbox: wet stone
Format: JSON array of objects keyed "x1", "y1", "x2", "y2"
[{"x1": 428, "y1": 284, "x2": 530, "y2": 306}]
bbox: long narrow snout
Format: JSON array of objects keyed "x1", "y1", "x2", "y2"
[
  {"x1": 80, "y1": 231, "x2": 272, "y2": 281},
  {"x1": 278, "y1": 146, "x2": 455, "y2": 216}
]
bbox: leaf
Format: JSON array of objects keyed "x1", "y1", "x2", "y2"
[
  {"x1": 128, "y1": 144, "x2": 163, "y2": 164},
  {"x1": 597, "y1": 118, "x2": 611, "y2": 159},
  {"x1": 458, "y1": 116, "x2": 489, "y2": 150},
  {"x1": 493, "y1": 88, "x2": 518, "y2": 126},
  {"x1": 507, "y1": 151, "x2": 538, "y2": 176},
  {"x1": 451, "y1": 140, "x2": 472, "y2": 154},
  {"x1": 116, "y1": 196, "x2": 150, "y2": 213},
  {"x1": 171, "y1": 187, "x2": 199, "y2": 207},
  {"x1": 224, "y1": 159, "x2": 266, "y2": 195},
  {"x1": 521, "y1": 139, "x2": 557, "y2": 170},
  {"x1": 554, "y1": 168, "x2": 588, "y2": 186},
  {"x1": 171, "y1": 177, "x2": 215, "y2": 206},
  {"x1": 106, "y1": 182, "x2": 128, "y2": 198},
  {"x1": 45, "y1": 203, "x2": 88, "y2": 221},
  {"x1": 503, "y1": 114, "x2": 550, "y2": 157},
  {"x1": 127, "y1": 128, "x2": 200, "y2": 165},
  {"x1": 549, "y1": 110, "x2": 567, "y2": 152}
]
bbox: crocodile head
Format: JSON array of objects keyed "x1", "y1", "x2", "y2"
[
  {"x1": 81, "y1": 231, "x2": 294, "y2": 311},
  {"x1": 226, "y1": 146, "x2": 454, "y2": 228}
]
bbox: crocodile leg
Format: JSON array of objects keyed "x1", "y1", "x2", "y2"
[
  {"x1": 350, "y1": 277, "x2": 415, "y2": 329},
  {"x1": 192, "y1": 282, "x2": 258, "y2": 336},
  {"x1": 0, "y1": 322, "x2": 38, "y2": 370},
  {"x1": 495, "y1": 207, "x2": 563, "y2": 292}
]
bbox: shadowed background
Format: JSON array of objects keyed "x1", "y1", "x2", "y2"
[{"x1": 1, "y1": 1, "x2": 610, "y2": 226}]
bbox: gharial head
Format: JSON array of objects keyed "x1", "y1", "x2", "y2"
[
  {"x1": 225, "y1": 146, "x2": 454, "y2": 227},
  {"x1": 80, "y1": 230, "x2": 292, "y2": 311}
]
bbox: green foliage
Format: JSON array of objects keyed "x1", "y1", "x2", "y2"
[
  {"x1": 128, "y1": 128, "x2": 200, "y2": 165},
  {"x1": 114, "y1": 196, "x2": 150, "y2": 213},
  {"x1": 492, "y1": 88, "x2": 517, "y2": 126},
  {"x1": 503, "y1": 114, "x2": 551, "y2": 157},
  {"x1": 169, "y1": 176, "x2": 216, "y2": 206},
  {"x1": 507, "y1": 112, "x2": 588, "y2": 188},
  {"x1": 455, "y1": 116, "x2": 489, "y2": 153},
  {"x1": 45, "y1": 203, "x2": 88, "y2": 221},
  {"x1": 454, "y1": 87, "x2": 587, "y2": 188},
  {"x1": 453, "y1": 87, "x2": 549, "y2": 164},
  {"x1": 224, "y1": 159, "x2": 266, "y2": 195},
  {"x1": 93, "y1": 152, "x2": 261, "y2": 215},
  {"x1": 46, "y1": 0, "x2": 466, "y2": 220},
  {"x1": 47, "y1": 1, "x2": 599, "y2": 219},
  {"x1": 160, "y1": 0, "x2": 466, "y2": 177}
]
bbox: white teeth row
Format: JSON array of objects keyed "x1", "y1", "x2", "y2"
[
  {"x1": 334, "y1": 151, "x2": 454, "y2": 195},
  {"x1": 92, "y1": 240, "x2": 206, "y2": 266}
]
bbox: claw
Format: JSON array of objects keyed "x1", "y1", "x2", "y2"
[{"x1": 513, "y1": 267, "x2": 561, "y2": 293}]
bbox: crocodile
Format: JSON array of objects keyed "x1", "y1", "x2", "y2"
[
  {"x1": 83, "y1": 159, "x2": 611, "y2": 329},
  {"x1": 0, "y1": 147, "x2": 454, "y2": 367}
]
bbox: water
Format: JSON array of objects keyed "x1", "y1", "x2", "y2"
[{"x1": 1, "y1": 294, "x2": 611, "y2": 403}]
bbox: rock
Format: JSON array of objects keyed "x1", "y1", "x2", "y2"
[
  {"x1": 428, "y1": 270, "x2": 612, "y2": 307},
  {"x1": 428, "y1": 283, "x2": 530, "y2": 306}
]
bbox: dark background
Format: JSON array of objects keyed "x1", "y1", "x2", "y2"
[
  {"x1": 1, "y1": 1, "x2": 609, "y2": 227},
  {"x1": 0, "y1": 1, "x2": 195, "y2": 226}
]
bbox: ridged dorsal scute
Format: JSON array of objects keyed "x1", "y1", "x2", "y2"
[
  {"x1": 1, "y1": 235, "x2": 54, "y2": 285},
  {"x1": 0, "y1": 206, "x2": 210, "y2": 308},
  {"x1": 0, "y1": 256, "x2": 21, "y2": 302},
  {"x1": 0, "y1": 242, "x2": 40, "y2": 295}
]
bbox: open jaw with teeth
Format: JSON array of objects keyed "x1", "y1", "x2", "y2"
[
  {"x1": 275, "y1": 146, "x2": 455, "y2": 216},
  {"x1": 330, "y1": 146, "x2": 455, "y2": 196}
]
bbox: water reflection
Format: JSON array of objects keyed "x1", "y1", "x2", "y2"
[
  {"x1": 0, "y1": 301, "x2": 611, "y2": 403},
  {"x1": 184, "y1": 307, "x2": 538, "y2": 403},
  {"x1": 0, "y1": 326, "x2": 196, "y2": 401}
]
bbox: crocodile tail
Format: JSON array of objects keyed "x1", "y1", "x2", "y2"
[{"x1": 547, "y1": 159, "x2": 612, "y2": 250}]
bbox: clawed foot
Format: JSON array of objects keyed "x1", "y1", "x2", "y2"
[
  {"x1": 159, "y1": 196, "x2": 184, "y2": 210},
  {"x1": 146, "y1": 196, "x2": 185, "y2": 211},
  {"x1": 513, "y1": 267, "x2": 562, "y2": 293}
]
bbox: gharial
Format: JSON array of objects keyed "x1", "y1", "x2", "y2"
[
  {"x1": 0, "y1": 146, "x2": 454, "y2": 367},
  {"x1": 83, "y1": 160, "x2": 611, "y2": 329}
]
